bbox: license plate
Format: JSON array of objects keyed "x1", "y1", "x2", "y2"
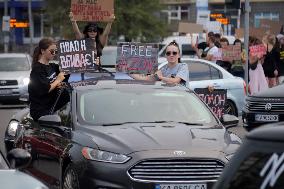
[
  {"x1": 0, "y1": 89, "x2": 12, "y2": 95},
  {"x1": 155, "y1": 184, "x2": 207, "y2": 189},
  {"x1": 255, "y1": 114, "x2": 279, "y2": 122}
]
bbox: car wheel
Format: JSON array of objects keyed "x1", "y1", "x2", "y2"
[
  {"x1": 63, "y1": 164, "x2": 80, "y2": 189},
  {"x1": 225, "y1": 100, "x2": 237, "y2": 116}
]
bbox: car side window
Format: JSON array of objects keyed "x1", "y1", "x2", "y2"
[
  {"x1": 57, "y1": 102, "x2": 71, "y2": 127},
  {"x1": 210, "y1": 66, "x2": 222, "y2": 79},
  {"x1": 188, "y1": 62, "x2": 211, "y2": 81},
  {"x1": 181, "y1": 44, "x2": 196, "y2": 56}
]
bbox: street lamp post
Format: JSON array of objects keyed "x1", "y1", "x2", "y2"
[
  {"x1": 28, "y1": 0, "x2": 34, "y2": 55},
  {"x1": 244, "y1": 0, "x2": 250, "y2": 94},
  {"x1": 4, "y1": 0, "x2": 9, "y2": 53}
]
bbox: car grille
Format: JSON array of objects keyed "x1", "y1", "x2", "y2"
[
  {"x1": 246, "y1": 101, "x2": 284, "y2": 112},
  {"x1": 0, "y1": 80, "x2": 18, "y2": 86},
  {"x1": 127, "y1": 159, "x2": 224, "y2": 183}
]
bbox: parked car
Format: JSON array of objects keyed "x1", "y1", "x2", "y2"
[
  {"x1": 242, "y1": 84, "x2": 284, "y2": 131},
  {"x1": 0, "y1": 148, "x2": 48, "y2": 189},
  {"x1": 159, "y1": 58, "x2": 247, "y2": 116},
  {"x1": 214, "y1": 122, "x2": 284, "y2": 189},
  {"x1": 0, "y1": 53, "x2": 32, "y2": 103},
  {"x1": 5, "y1": 77, "x2": 241, "y2": 189}
]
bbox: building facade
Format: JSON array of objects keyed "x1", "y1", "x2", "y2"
[
  {"x1": 160, "y1": 0, "x2": 284, "y2": 35},
  {"x1": 0, "y1": 0, "x2": 44, "y2": 49}
]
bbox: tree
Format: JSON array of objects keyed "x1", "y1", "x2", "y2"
[{"x1": 44, "y1": 0, "x2": 167, "y2": 42}]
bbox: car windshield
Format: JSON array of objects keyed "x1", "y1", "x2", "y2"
[
  {"x1": 0, "y1": 57, "x2": 30, "y2": 71},
  {"x1": 78, "y1": 88, "x2": 217, "y2": 126},
  {"x1": 0, "y1": 151, "x2": 8, "y2": 169}
]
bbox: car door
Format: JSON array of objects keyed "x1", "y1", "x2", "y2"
[
  {"x1": 185, "y1": 60, "x2": 224, "y2": 90},
  {"x1": 33, "y1": 102, "x2": 72, "y2": 188}
]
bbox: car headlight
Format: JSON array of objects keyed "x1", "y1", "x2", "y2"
[
  {"x1": 82, "y1": 147, "x2": 131, "y2": 163},
  {"x1": 23, "y1": 77, "x2": 30, "y2": 85},
  {"x1": 7, "y1": 120, "x2": 19, "y2": 137}
]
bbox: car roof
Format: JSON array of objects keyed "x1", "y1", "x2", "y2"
[
  {"x1": 72, "y1": 79, "x2": 191, "y2": 92},
  {"x1": 0, "y1": 53, "x2": 30, "y2": 58},
  {"x1": 246, "y1": 122, "x2": 284, "y2": 142}
]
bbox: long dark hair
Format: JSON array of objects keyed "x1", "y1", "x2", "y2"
[
  {"x1": 32, "y1": 38, "x2": 55, "y2": 68},
  {"x1": 166, "y1": 41, "x2": 181, "y2": 63}
]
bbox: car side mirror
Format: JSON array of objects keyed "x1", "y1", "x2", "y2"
[
  {"x1": 7, "y1": 148, "x2": 31, "y2": 169},
  {"x1": 38, "y1": 115, "x2": 61, "y2": 126},
  {"x1": 221, "y1": 114, "x2": 239, "y2": 128}
]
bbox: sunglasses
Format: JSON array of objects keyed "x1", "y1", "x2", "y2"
[
  {"x1": 49, "y1": 49, "x2": 58, "y2": 55},
  {"x1": 166, "y1": 51, "x2": 178, "y2": 56},
  {"x1": 87, "y1": 28, "x2": 98, "y2": 33}
]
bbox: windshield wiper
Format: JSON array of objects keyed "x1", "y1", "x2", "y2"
[{"x1": 102, "y1": 121, "x2": 203, "y2": 126}]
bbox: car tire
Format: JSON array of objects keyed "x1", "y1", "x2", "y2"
[
  {"x1": 63, "y1": 164, "x2": 80, "y2": 189},
  {"x1": 225, "y1": 100, "x2": 237, "y2": 116}
]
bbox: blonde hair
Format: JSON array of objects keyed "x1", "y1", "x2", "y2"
[{"x1": 262, "y1": 34, "x2": 276, "y2": 45}]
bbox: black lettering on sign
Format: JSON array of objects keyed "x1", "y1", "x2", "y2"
[
  {"x1": 57, "y1": 38, "x2": 97, "y2": 73},
  {"x1": 194, "y1": 88, "x2": 227, "y2": 119},
  {"x1": 116, "y1": 42, "x2": 159, "y2": 74}
]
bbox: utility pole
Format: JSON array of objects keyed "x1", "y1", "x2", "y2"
[
  {"x1": 28, "y1": 0, "x2": 34, "y2": 55},
  {"x1": 237, "y1": 0, "x2": 241, "y2": 28},
  {"x1": 4, "y1": 0, "x2": 9, "y2": 53},
  {"x1": 244, "y1": 0, "x2": 250, "y2": 94}
]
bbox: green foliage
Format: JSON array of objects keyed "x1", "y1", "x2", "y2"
[{"x1": 44, "y1": 0, "x2": 167, "y2": 42}]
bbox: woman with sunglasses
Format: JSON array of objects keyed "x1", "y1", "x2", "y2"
[
  {"x1": 28, "y1": 38, "x2": 69, "y2": 121},
  {"x1": 69, "y1": 12, "x2": 115, "y2": 64},
  {"x1": 131, "y1": 41, "x2": 189, "y2": 86}
]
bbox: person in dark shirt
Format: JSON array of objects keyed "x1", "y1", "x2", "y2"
[{"x1": 28, "y1": 38, "x2": 69, "y2": 121}]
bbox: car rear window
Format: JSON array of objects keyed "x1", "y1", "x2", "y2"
[
  {"x1": 0, "y1": 57, "x2": 30, "y2": 71},
  {"x1": 78, "y1": 88, "x2": 217, "y2": 126}
]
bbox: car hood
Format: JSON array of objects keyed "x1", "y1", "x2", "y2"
[
  {"x1": 78, "y1": 123, "x2": 241, "y2": 155},
  {"x1": 0, "y1": 71, "x2": 30, "y2": 80}
]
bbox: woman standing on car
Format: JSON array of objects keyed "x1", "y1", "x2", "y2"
[
  {"x1": 131, "y1": 41, "x2": 189, "y2": 86},
  {"x1": 69, "y1": 11, "x2": 115, "y2": 65},
  {"x1": 28, "y1": 38, "x2": 69, "y2": 121}
]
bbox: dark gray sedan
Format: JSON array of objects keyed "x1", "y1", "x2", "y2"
[{"x1": 5, "y1": 79, "x2": 241, "y2": 189}]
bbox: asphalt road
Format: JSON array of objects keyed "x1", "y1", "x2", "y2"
[{"x1": 0, "y1": 107, "x2": 248, "y2": 156}]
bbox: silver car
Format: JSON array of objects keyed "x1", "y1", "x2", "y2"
[
  {"x1": 0, "y1": 53, "x2": 31, "y2": 102},
  {"x1": 159, "y1": 58, "x2": 246, "y2": 116}
]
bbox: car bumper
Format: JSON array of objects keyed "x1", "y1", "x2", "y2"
[
  {"x1": 0, "y1": 85, "x2": 28, "y2": 102},
  {"x1": 75, "y1": 150, "x2": 226, "y2": 189},
  {"x1": 242, "y1": 109, "x2": 284, "y2": 131}
]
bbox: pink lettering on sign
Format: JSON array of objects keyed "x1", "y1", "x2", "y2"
[{"x1": 249, "y1": 45, "x2": 267, "y2": 58}]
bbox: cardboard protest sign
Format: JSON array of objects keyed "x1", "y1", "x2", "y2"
[
  {"x1": 249, "y1": 44, "x2": 267, "y2": 58},
  {"x1": 57, "y1": 38, "x2": 97, "y2": 73},
  {"x1": 222, "y1": 45, "x2": 241, "y2": 62},
  {"x1": 116, "y1": 43, "x2": 159, "y2": 74},
  {"x1": 194, "y1": 88, "x2": 227, "y2": 119},
  {"x1": 178, "y1": 22, "x2": 204, "y2": 34},
  {"x1": 235, "y1": 27, "x2": 266, "y2": 40},
  {"x1": 260, "y1": 19, "x2": 281, "y2": 35},
  {"x1": 71, "y1": 0, "x2": 114, "y2": 22}
]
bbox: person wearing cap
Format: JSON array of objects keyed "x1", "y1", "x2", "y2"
[
  {"x1": 277, "y1": 34, "x2": 284, "y2": 84},
  {"x1": 69, "y1": 12, "x2": 115, "y2": 64}
]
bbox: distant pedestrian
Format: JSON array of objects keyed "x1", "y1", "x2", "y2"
[
  {"x1": 277, "y1": 34, "x2": 284, "y2": 84},
  {"x1": 231, "y1": 39, "x2": 245, "y2": 78},
  {"x1": 262, "y1": 34, "x2": 279, "y2": 87},
  {"x1": 216, "y1": 37, "x2": 232, "y2": 72},
  {"x1": 248, "y1": 37, "x2": 268, "y2": 95},
  {"x1": 194, "y1": 35, "x2": 219, "y2": 63}
]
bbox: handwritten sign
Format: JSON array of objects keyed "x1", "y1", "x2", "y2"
[
  {"x1": 57, "y1": 38, "x2": 97, "y2": 73},
  {"x1": 222, "y1": 45, "x2": 241, "y2": 62},
  {"x1": 249, "y1": 44, "x2": 267, "y2": 58},
  {"x1": 116, "y1": 43, "x2": 158, "y2": 74},
  {"x1": 194, "y1": 88, "x2": 227, "y2": 119},
  {"x1": 71, "y1": 0, "x2": 114, "y2": 22},
  {"x1": 212, "y1": 45, "x2": 241, "y2": 61}
]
